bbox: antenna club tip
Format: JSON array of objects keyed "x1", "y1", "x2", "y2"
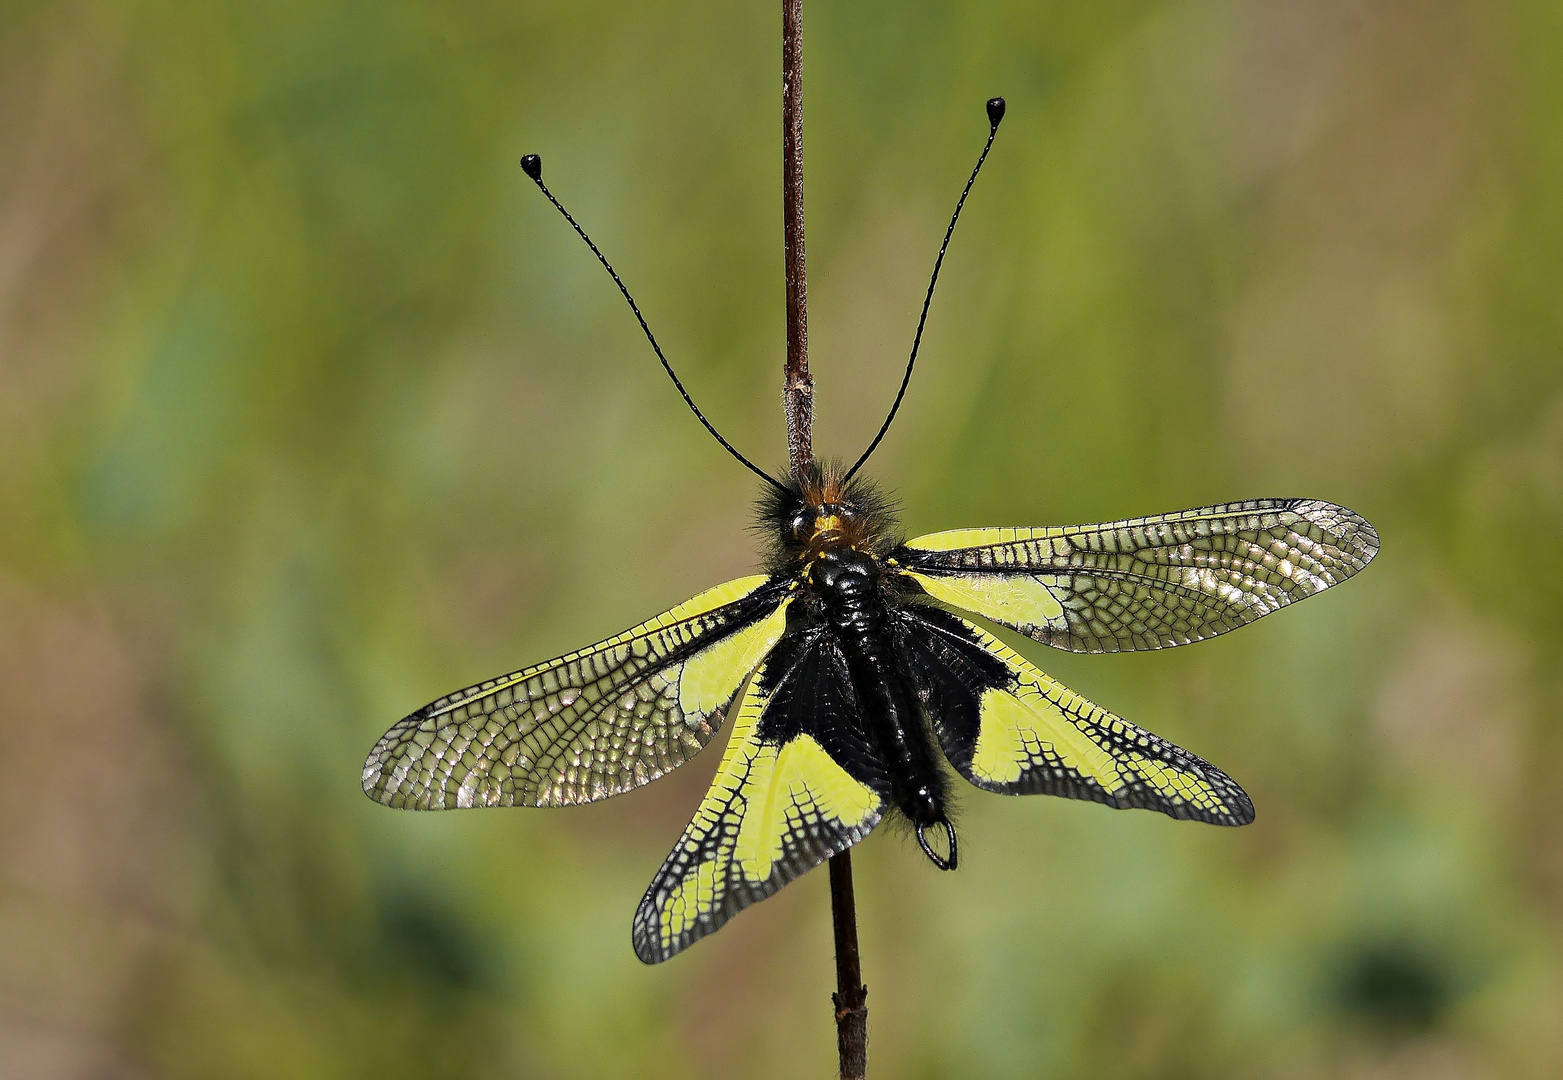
[
  {"x1": 986, "y1": 97, "x2": 1006, "y2": 127},
  {"x1": 519, "y1": 154, "x2": 543, "y2": 181}
]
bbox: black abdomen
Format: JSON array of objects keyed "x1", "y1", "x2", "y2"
[{"x1": 812, "y1": 548, "x2": 954, "y2": 865}]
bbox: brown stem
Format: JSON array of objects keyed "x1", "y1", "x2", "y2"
[
  {"x1": 782, "y1": 0, "x2": 813, "y2": 475},
  {"x1": 781, "y1": 4, "x2": 869, "y2": 1075},
  {"x1": 829, "y1": 851, "x2": 869, "y2": 1079},
  {"x1": 782, "y1": 4, "x2": 867, "y2": 1075}
]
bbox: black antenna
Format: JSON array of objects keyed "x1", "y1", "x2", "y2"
[
  {"x1": 519, "y1": 154, "x2": 787, "y2": 495},
  {"x1": 843, "y1": 97, "x2": 1006, "y2": 483}
]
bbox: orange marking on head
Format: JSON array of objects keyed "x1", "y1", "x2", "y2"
[{"x1": 798, "y1": 464, "x2": 848, "y2": 510}]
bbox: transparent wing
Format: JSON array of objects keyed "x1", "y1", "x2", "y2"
[
  {"x1": 363, "y1": 576, "x2": 794, "y2": 809},
  {"x1": 633, "y1": 631, "x2": 888, "y2": 964},
  {"x1": 897, "y1": 606, "x2": 1252, "y2": 825},
  {"x1": 895, "y1": 498, "x2": 1377, "y2": 653}
]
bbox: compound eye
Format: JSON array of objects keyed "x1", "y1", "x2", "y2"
[{"x1": 789, "y1": 511, "x2": 812, "y2": 540}]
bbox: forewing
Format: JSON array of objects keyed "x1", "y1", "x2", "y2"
[
  {"x1": 896, "y1": 499, "x2": 1377, "y2": 652},
  {"x1": 363, "y1": 576, "x2": 793, "y2": 810},
  {"x1": 897, "y1": 605, "x2": 1252, "y2": 825},
  {"x1": 633, "y1": 631, "x2": 888, "y2": 964}
]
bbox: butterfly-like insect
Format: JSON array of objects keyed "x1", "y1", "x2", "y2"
[{"x1": 363, "y1": 99, "x2": 1377, "y2": 964}]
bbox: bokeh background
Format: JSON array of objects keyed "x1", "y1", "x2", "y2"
[{"x1": 3, "y1": 1, "x2": 1561, "y2": 1077}]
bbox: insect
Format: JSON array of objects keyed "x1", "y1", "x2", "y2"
[{"x1": 363, "y1": 99, "x2": 1378, "y2": 964}]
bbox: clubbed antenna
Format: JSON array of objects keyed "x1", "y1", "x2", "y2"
[
  {"x1": 843, "y1": 97, "x2": 1007, "y2": 483},
  {"x1": 519, "y1": 154, "x2": 787, "y2": 494}
]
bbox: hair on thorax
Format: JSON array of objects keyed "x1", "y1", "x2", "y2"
[{"x1": 755, "y1": 461, "x2": 902, "y2": 573}]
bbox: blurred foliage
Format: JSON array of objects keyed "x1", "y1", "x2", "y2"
[{"x1": 2, "y1": 0, "x2": 1562, "y2": 1077}]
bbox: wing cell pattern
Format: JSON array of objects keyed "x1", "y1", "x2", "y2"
[
  {"x1": 898, "y1": 499, "x2": 1378, "y2": 652},
  {"x1": 899, "y1": 607, "x2": 1253, "y2": 825},
  {"x1": 633, "y1": 637, "x2": 886, "y2": 964},
  {"x1": 363, "y1": 576, "x2": 792, "y2": 810}
]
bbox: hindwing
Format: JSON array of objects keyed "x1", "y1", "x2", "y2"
[
  {"x1": 896, "y1": 605, "x2": 1253, "y2": 825},
  {"x1": 895, "y1": 499, "x2": 1377, "y2": 653},
  {"x1": 363, "y1": 576, "x2": 793, "y2": 809},
  {"x1": 633, "y1": 630, "x2": 888, "y2": 964}
]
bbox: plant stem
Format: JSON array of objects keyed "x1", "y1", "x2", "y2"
[
  {"x1": 829, "y1": 851, "x2": 869, "y2": 1079},
  {"x1": 782, "y1": 0, "x2": 813, "y2": 474},
  {"x1": 781, "y1": 2, "x2": 868, "y2": 1077}
]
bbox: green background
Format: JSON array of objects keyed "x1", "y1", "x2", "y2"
[{"x1": 3, "y1": 1, "x2": 1561, "y2": 1077}]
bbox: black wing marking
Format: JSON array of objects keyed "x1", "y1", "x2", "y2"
[
  {"x1": 896, "y1": 605, "x2": 1253, "y2": 825},
  {"x1": 894, "y1": 499, "x2": 1378, "y2": 653},
  {"x1": 363, "y1": 576, "x2": 794, "y2": 809},
  {"x1": 633, "y1": 629, "x2": 890, "y2": 963}
]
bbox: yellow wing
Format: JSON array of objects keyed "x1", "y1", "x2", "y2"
[
  {"x1": 633, "y1": 633, "x2": 887, "y2": 964},
  {"x1": 897, "y1": 606, "x2": 1253, "y2": 825},
  {"x1": 895, "y1": 498, "x2": 1377, "y2": 653},
  {"x1": 363, "y1": 576, "x2": 793, "y2": 809}
]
